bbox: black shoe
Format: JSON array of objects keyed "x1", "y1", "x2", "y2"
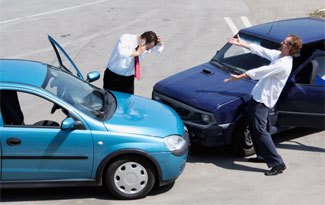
[
  {"x1": 264, "y1": 164, "x2": 286, "y2": 176},
  {"x1": 247, "y1": 157, "x2": 265, "y2": 163}
]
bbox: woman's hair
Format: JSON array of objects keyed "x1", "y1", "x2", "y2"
[
  {"x1": 141, "y1": 31, "x2": 158, "y2": 45},
  {"x1": 287, "y1": 34, "x2": 303, "y2": 56}
]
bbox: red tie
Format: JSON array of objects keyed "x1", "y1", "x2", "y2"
[{"x1": 134, "y1": 55, "x2": 140, "y2": 80}]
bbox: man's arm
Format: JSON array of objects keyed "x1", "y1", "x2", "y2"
[
  {"x1": 224, "y1": 73, "x2": 249, "y2": 83},
  {"x1": 149, "y1": 35, "x2": 164, "y2": 54},
  {"x1": 224, "y1": 62, "x2": 286, "y2": 83},
  {"x1": 230, "y1": 34, "x2": 280, "y2": 62},
  {"x1": 117, "y1": 34, "x2": 146, "y2": 57},
  {"x1": 228, "y1": 35, "x2": 250, "y2": 50},
  {"x1": 246, "y1": 61, "x2": 286, "y2": 80},
  {"x1": 131, "y1": 45, "x2": 146, "y2": 57}
]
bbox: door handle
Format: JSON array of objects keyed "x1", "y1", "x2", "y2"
[{"x1": 6, "y1": 137, "x2": 22, "y2": 146}]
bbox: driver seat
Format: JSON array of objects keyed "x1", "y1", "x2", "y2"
[{"x1": 309, "y1": 60, "x2": 320, "y2": 84}]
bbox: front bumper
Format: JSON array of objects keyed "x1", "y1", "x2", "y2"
[
  {"x1": 153, "y1": 91, "x2": 234, "y2": 147},
  {"x1": 151, "y1": 150, "x2": 188, "y2": 185},
  {"x1": 151, "y1": 132, "x2": 189, "y2": 184},
  {"x1": 185, "y1": 121, "x2": 235, "y2": 147}
]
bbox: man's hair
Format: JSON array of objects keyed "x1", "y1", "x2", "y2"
[
  {"x1": 141, "y1": 31, "x2": 158, "y2": 45},
  {"x1": 288, "y1": 34, "x2": 303, "y2": 56}
]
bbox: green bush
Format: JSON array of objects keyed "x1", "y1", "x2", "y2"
[{"x1": 309, "y1": 9, "x2": 325, "y2": 19}]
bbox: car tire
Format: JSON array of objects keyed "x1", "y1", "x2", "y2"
[
  {"x1": 231, "y1": 120, "x2": 255, "y2": 157},
  {"x1": 105, "y1": 156, "x2": 156, "y2": 200}
]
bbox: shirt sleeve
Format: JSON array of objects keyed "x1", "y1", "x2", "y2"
[
  {"x1": 250, "y1": 44, "x2": 281, "y2": 62},
  {"x1": 246, "y1": 61, "x2": 285, "y2": 80},
  {"x1": 147, "y1": 44, "x2": 164, "y2": 54},
  {"x1": 117, "y1": 35, "x2": 134, "y2": 57}
]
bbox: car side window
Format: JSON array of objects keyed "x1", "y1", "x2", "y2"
[
  {"x1": 295, "y1": 56, "x2": 325, "y2": 86},
  {"x1": 0, "y1": 90, "x2": 67, "y2": 128},
  {"x1": 0, "y1": 90, "x2": 25, "y2": 125},
  {"x1": 310, "y1": 56, "x2": 325, "y2": 85}
]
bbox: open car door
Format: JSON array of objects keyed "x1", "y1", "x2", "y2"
[
  {"x1": 48, "y1": 35, "x2": 84, "y2": 80},
  {"x1": 277, "y1": 50, "x2": 325, "y2": 129}
]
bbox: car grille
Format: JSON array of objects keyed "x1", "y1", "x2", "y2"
[{"x1": 152, "y1": 91, "x2": 216, "y2": 126}]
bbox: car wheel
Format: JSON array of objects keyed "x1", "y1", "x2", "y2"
[
  {"x1": 105, "y1": 156, "x2": 156, "y2": 200},
  {"x1": 231, "y1": 120, "x2": 255, "y2": 157}
]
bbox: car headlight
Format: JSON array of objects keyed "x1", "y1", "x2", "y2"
[
  {"x1": 201, "y1": 113, "x2": 211, "y2": 123},
  {"x1": 153, "y1": 95, "x2": 161, "y2": 101},
  {"x1": 163, "y1": 135, "x2": 188, "y2": 156},
  {"x1": 152, "y1": 91, "x2": 161, "y2": 101}
]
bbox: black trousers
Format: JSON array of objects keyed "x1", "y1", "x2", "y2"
[
  {"x1": 103, "y1": 68, "x2": 135, "y2": 94},
  {"x1": 247, "y1": 99, "x2": 284, "y2": 167}
]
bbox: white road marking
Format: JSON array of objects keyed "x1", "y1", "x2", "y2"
[
  {"x1": 5, "y1": 10, "x2": 159, "y2": 59},
  {"x1": 224, "y1": 17, "x2": 238, "y2": 35},
  {"x1": 241, "y1": 16, "x2": 252, "y2": 27},
  {"x1": 0, "y1": 0, "x2": 109, "y2": 25}
]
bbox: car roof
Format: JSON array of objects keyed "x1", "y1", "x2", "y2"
[
  {"x1": 240, "y1": 17, "x2": 324, "y2": 44},
  {"x1": 0, "y1": 59, "x2": 48, "y2": 87}
]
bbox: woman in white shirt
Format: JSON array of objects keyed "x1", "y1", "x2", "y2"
[{"x1": 224, "y1": 34, "x2": 302, "y2": 176}]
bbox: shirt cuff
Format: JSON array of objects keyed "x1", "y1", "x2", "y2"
[
  {"x1": 245, "y1": 70, "x2": 255, "y2": 80},
  {"x1": 249, "y1": 44, "x2": 258, "y2": 55},
  {"x1": 154, "y1": 44, "x2": 164, "y2": 54}
]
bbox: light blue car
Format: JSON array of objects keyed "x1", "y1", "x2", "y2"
[{"x1": 0, "y1": 35, "x2": 189, "y2": 199}]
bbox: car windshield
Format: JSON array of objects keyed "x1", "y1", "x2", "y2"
[
  {"x1": 210, "y1": 33, "x2": 279, "y2": 74},
  {"x1": 42, "y1": 66, "x2": 116, "y2": 120}
]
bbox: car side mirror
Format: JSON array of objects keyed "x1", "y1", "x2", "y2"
[
  {"x1": 86, "y1": 71, "x2": 100, "y2": 83},
  {"x1": 60, "y1": 117, "x2": 75, "y2": 130}
]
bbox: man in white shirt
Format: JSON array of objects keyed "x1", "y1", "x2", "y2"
[
  {"x1": 104, "y1": 31, "x2": 164, "y2": 94},
  {"x1": 224, "y1": 34, "x2": 302, "y2": 176}
]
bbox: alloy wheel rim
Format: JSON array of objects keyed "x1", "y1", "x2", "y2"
[{"x1": 244, "y1": 126, "x2": 253, "y2": 147}]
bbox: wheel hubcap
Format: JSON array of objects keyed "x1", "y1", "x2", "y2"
[{"x1": 114, "y1": 162, "x2": 148, "y2": 194}]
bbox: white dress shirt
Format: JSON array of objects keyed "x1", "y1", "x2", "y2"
[
  {"x1": 107, "y1": 34, "x2": 164, "y2": 76},
  {"x1": 245, "y1": 44, "x2": 293, "y2": 108}
]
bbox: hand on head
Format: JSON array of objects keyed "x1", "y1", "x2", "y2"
[
  {"x1": 157, "y1": 35, "x2": 163, "y2": 46},
  {"x1": 137, "y1": 45, "x2": 146, "y2": 54}
]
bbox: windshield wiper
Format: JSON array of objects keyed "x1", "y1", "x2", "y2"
[
  {"x1": 227, "y1": 67, "x2": 242, "y2": 75},
  {"x1": 222, "y1": 63, "x2": 245, "y2": 75},
  {"x1": 210, "y1": 60, "x2": 230, "y2": 73},
  {"x1": 106, "y1": 92, "x2": 116, "y2": 109},
  {"x1": 101, "y1": 90, "x2": 108, "y2": 111},
  {"x1": 91, "y1": 110, "x2": 104, "y2": 118},
  {"x1": 101, "y1": 90, "x2": 117, "y2": 120}
]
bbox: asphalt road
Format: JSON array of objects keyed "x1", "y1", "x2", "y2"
[{"x1": 0, "y1": 0, "x2": 324, "y2": 204}]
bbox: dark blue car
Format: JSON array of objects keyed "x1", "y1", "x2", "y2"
[{"x1": 153, "y1": 17, "x2": 325, "y2": 156}]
